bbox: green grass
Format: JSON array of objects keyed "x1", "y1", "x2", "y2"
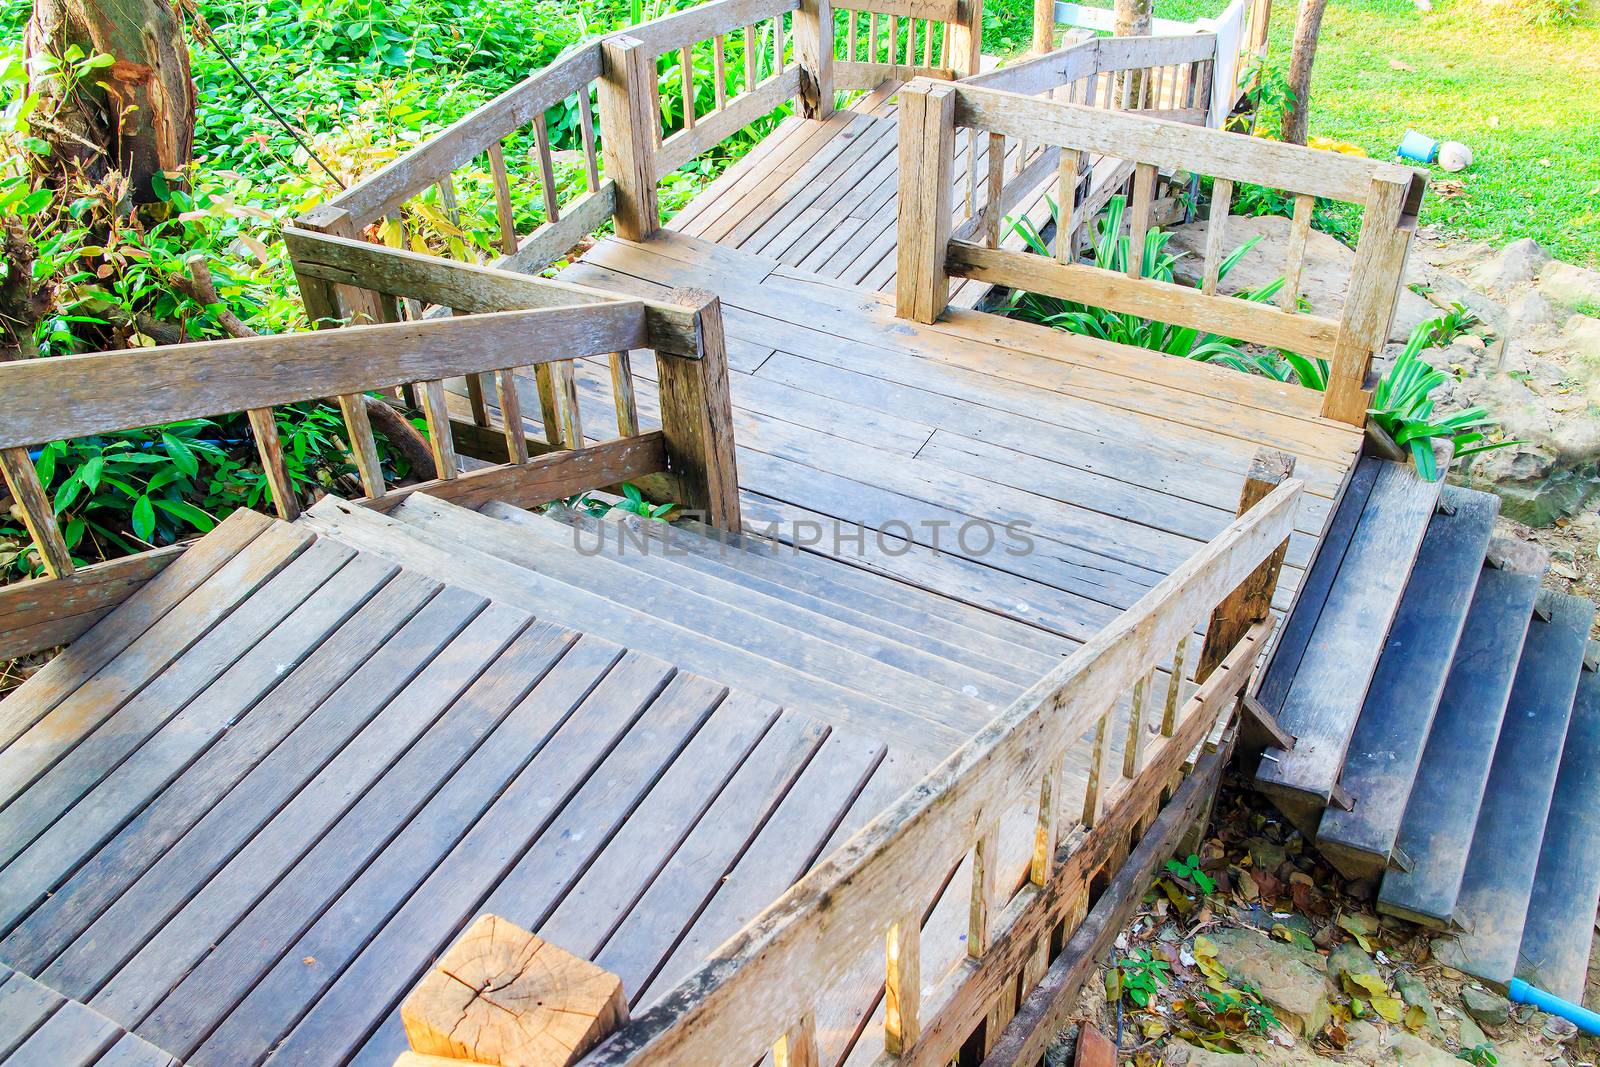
[{"x1": 986, "y1": 0, "x2": 1600, "y2": 267}]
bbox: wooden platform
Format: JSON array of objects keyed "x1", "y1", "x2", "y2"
[{"x1": 555, "y1": 229, "x2": 1363, "y2": 646}]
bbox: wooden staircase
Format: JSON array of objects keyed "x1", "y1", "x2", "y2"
[{"x1": 1250, "y1": 457, "x2": 1600, "y2": 999}]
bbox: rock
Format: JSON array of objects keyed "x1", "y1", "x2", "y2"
[
  {"x1": 1385, "y1": 1031, "x2": 1462, "y2": 1066},
  {"x1": 1541, "y1": 261, "x2": 1600, "y2": 309},
  {"x1": 1205, "y1": 927, "x2": 1332, "y2": 1035},
  {"x1": 1327, "y1": 941, "x2": 1380, "y2": 981},
  {"x1": 1394, "y1": 970, "x2": 1444, "y2": 1038},
  {"x1": 1456, "y1": 332, "x2": 1488, "y2": 350},
  {"x1": 1565, "y1": 315, "x2": 1600, "y2": 366},
  {"x1": 1507, "y1": 290, "x2": 1567, "y2": 338},
  {"x1": 1163, "y1": 214, "x2": 1435, "y2": 342},
  {"x1": 1454, "y1": 1007, "x2": 1490, "y2": 1049},
  {"x1": 1461, "y1": 984, "x2": 1511, "y2": 1026},
  {"x1": 1468, "y1": 237, "x2": 1551, "y2": 293}
]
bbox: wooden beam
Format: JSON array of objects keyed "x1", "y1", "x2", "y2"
[
  {"x1": 946, "y1": 240, "x2": 1341, "y2": 356},
  {"x1": 402, "y1": 914, "x2": 627, "y2": 1067},
  {"x1": 948, "y1": 81, "x2": 1420, "y2": 205},
  {"x1": 0, "y1": 305, "x2": 647, "y2": 452},
  {"x1": 0, "y1": 546, "x2": 184, "y2": 662},
  {"x1": 1197, "y1": 447, "x2": 1296, "y2": 684},
  {"x1": 0, "y1": 447, "x2": 73, "y2": 578}
]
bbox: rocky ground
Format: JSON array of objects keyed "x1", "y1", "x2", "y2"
[{"x1": 1053, "y1": 788, "x2": 1598, "y2": 1067}]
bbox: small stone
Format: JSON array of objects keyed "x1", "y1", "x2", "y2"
[
  {"x1": 1455, "y1": 1008, "x2": 1489, "y2": 1049},
  {"x1": 1469, "y1": 238, "x2": 1552, "y2": 293},
  {"x1": 1457, "y1": 333, "x2": 1487, "y2": 350},
  {"x1": 1540, "y1": 261, "x2": 1600, "y2": 309},
  {"x1": 1461, "y1": 985, "x2": 1511, "y2": 1026},
  {"x1": 1507, "y1": 290, "x2": 1567, "y2": 338},
  {"x1": 1205, "y1": 927, "x2": 1332, "y2": 1035},
  {"x1": 1327, "y1": 940, "x2": 1380, "y2": 981}
]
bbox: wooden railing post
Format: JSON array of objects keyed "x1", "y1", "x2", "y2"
[
  {"x1": 0, "y1": 448, "x2": 73, "y2": 578},
  {"x1": 952, "y1": 0, "x2": 985, "y2": 76},
  {"x1": 598, "y1": 34, "x2": 660, "y2": 242},
  {"x1": 657, "y1": 287, "x2": 741, "y2": 533},
  {"x1": 1321, "y1": 171, "x2": 1422, "y2": 424},
  {"x1": 895, "y1": 80, "x2": 956, "y2": 324},
  {"x1": 1197, "y1": 448, "x2": 1296, "y2": 758},
  {"x1": 794, "y1": 0, "x2": 835, "y2": 120},
  {"x1": 293, "y1": 205, "x2": 387, "y2": 327}
]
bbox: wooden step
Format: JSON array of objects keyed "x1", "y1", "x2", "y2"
[
  {"x1": 1436, "y1": 589, "x2": 1595, "y2": 985},
  {"x1": 516, "y1": 504, "x2": 1057, "y2": 686},
  {"x1": 393, "y1": 495, "x2": 1008, "y2": 717},
  {"x1": 1511, "y1": 644, "x2": 1600, "y2": 1000},
  {"x1": 297, "y1": 497, "x2": 978, "y2": 757},
  {"x1": 1254, "y1": 458, "x2": 1444, "y2": 819},
  {"x1": 1376, "y1": 547, "x2": 1544, "y2": 926},
  {"x1": 0, "y1": 964, "x2": 178, "y2": 1066},
  {"x1": 670, "y1": 518, "x2": 1072, "y2": 658},
  {"x1": 1314, "y1": 487, "x2": 1500, "y2": 880}
]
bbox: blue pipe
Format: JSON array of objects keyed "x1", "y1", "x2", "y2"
[{"x1": 1508, "y1": 977, "x2": 1600, "y2": 1035}]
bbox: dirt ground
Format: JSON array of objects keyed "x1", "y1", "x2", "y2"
[{"x1": 1497, "y1": 511, "x2": 1600, "y2": 640}]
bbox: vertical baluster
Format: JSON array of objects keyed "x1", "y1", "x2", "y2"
[
  {"x1": 943, "y1": 21, "x2": 953, "y2": 66},
  {"x1": 712, "y1": 35, "x2": 728, "y2": 110},
  {"x1": 775, "y1": 1013, "x2": 821, "y2": 1067},
  {"x1": 745, "y1": 23, "x2": 758, "y2": 88},
  {"x1": 609, "y1": 351, "x2": 640, "y2": 437},
  {"x1": 869, "y1": 12, "x2": 879, "y2": 63},
  {"x1": 495, "y1": 369, "x2": 529, "y2": 464},
  {"x1": 465, "y1": 371, "x2": 490, "y2": 427},
  {"x1": 1279, "y1": 192, "x2": 1314, "y2": 311},
  {"x1": 532, "y1": 112, "x2": 561, "y2": 224},
  {"x1": 965, "y1": 128, "x2": 979, "y2": 219},
  {"x1": 1201, "y1": 176, "x2": 1233, "y2": 294},
  {"x1": 436, "y1": 174, "x2": 471, "y2": 262},
  {"x1": 846, "y1": 10, "x2": 857, "y2": 61},
  {"x1": 905, "y1": 16, "x2": 916, "y2": 66},
  {"x1": 1032, "y1": 756, "x2": 1063, "y2": 886},
  {"x1": 774, "y1": 12, "x2": 785, "y2": 72},
  {"x1": 679, "y1": 45, "x2": 697, "y2": 130},
  {"x1": 486, "y1": 142, "x2": 518, "y2": 256},
  {"x1": 884, "y1": 915, "x2": 921, "y2": 1054},
  {"x1": 0, "y1": 447, "x2": 74, "y2": 577},
  {"x1": 970, "y1": 819, "x2": 1001, "y2": 961},
  {"x1": 556, "y1": 360, "x2": 584, "y2": 449},
  {"x1": 417, "y1": 380, "x2": 460, "y2": 480},
  {"x1": 984, "y1": 131, "x2": 1004, "y2": 247},
  {"x1": 887, "y1": 14, "x2": 898, "y2": 71},
  {"x1": 1055, "y1": 148, "x2": 1081, "y2": 263},
  {"x1": 337, "y1": 394, "x2": 386, "y2": 498},
  {"x1": 578, "y1": 89, "x2": 602, "y2": 193},
  {"x1": 1163, "y1": 635, "x2": 1188, "y2": 736},
  {"x1": 1123, "y1": 670, "x2": 1153, "y2": 778},
  {"x1": 246, "y1": 408, "x2": 302, "y2": 519},
  {"x1": 533, "y1": 364, "x2": 564, "y2": 446},
  {"x1": 923, "y1": 18, "x2": 934, "y2": 66},
  {"x1": 1126, "y1": 161, "x2": 1157, "y2": 278},
  {"x1": 1081, "y1": 705, "x2": 1113, "y2": 828}
]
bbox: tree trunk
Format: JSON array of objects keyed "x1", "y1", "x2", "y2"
[
  {"x1": 1282, "y1": 0, "x2": 1327, "y2": 145},
  {"x1": 1113, "y1": 0, "x2": 1153, "y2": 104},
  {"x1": 25, "y1": 0, "x2": 196, "y2": 204}
]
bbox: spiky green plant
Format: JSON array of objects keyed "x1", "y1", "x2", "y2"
[
  {"x1": 1001, "y1": 195, "x2": 1282, "y2": 365},
  {"x1": 1369, "y1": 321, "x2": 1515, "y2": 482}
]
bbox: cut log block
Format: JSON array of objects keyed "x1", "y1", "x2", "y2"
[{"x1": 400, "y1": 914, "x2": 627, "y2": 1067}]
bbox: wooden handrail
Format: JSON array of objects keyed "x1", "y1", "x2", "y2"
[
  {"x1": 566, "y1": 475, "x2": 1301, "y2": 1067},
  {"x1": 895, "y1": 77, "x2": 1424, "y2": 427}
]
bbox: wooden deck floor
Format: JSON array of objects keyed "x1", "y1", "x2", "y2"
[{"x1": 558, "y1": 229, "x2": 1363, "y2": 646}]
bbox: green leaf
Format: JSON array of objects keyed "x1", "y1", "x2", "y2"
[
  {"x1": 162, "y1": 433, "x2": 199, "y2": 477},
  {"x1": 152, "y1": 497, "x2": 216, "y2": 532},
  {"x1": 150, "y1": 170, "x2": 171, "y2": 202},
  {"x1": 131, "y1": 495, "x2": 156, "y2": 542}
]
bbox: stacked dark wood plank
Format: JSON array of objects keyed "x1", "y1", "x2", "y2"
[{"x1": 1250, "y1": 464, "x2": 1600, "y2": 1000}]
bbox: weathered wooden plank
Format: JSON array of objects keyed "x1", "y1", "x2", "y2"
[
  {"x1": 628, "y1": 0, "x2": 798, "y2": 58},
  {"x1": 0, "y1": 551, "x2": 393, "y2": 939},
  {"x1": 946, "y1": 240, "x2": 1340, "y2": 355},
  {"x1": 600, "y1": 35, "x2": 663, "y2": 241},
  {"x1": 0, "y1": 989, "x2": 121, "y2": 1067},
  {"x1": 25, "y1": 587, "x2": 486, "y2": 1000},
  {"x1": 80, "y1": 602, "x2": 530, "y2": 1019},
  {"x1": 497, "y1": 182, "x2": 619, "y2": 276},
  {"x1": 1, "y1": 574, "x2": 449, "y2": 977},
  {"x1": 0, "y1": 306, "x2": 647, "y2": 451},
  {"x1": 948, "y1": 80, "x2": 1419, "y2": 204},
  {"x1": 0, "y1": 447, "x2": 73, "y2": 577}
]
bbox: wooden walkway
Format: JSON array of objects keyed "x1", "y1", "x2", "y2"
[{"x1": 1, "y1": 87, "x2": 1367, "y2": 1067}]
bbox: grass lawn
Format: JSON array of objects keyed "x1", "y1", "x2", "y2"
[{"x1": 986, "y1": 0, "x2": 1600, "y2": 267}]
